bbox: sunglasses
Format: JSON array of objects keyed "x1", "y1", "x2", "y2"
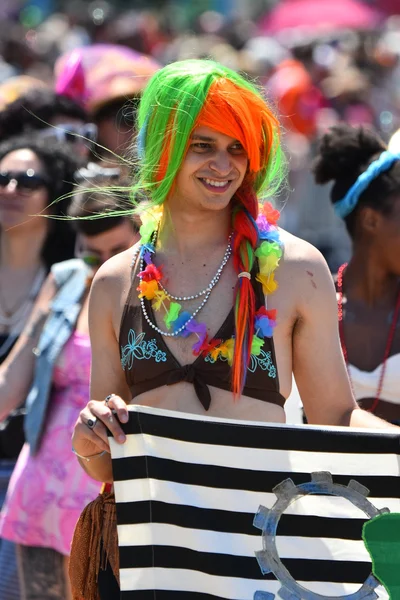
[
  {"x1": 78, "y1": 251, "x2": 103, "y2": 268},
  {"x1": 0, "y1": 170, "x2": 49, "y2": 192},
  {"x1": 39, "y1": 123, "x2": 98, "y2": 145}
]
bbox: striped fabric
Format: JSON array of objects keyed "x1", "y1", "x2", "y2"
[{"x1": 109, "y1": 406, "x2": 400, "y2": 600}]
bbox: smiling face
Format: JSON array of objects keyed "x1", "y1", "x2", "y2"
[
  {"x1": 0, "y1": 149, "x2": 50, "y2": 232},
  {"x1": 170, "y1": 126, "x2": 248, "y2": 213}
]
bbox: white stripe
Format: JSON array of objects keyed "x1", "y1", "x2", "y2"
[
  {"x1": 304, "y1": 582, "x2": 388, "y2": 599},
  {"x1": 114, "y1": 479, "x2": 400, "y2": 517},
  {"x1": 119, "y1": 567, "x2": 385, "y2": 597},
  {"x1": 116, "y1": 522, "x2": 372, "y2": 562},
  {"x1": 119, "y1": 567, "x2": 280, "y2": 597},
  {"x1": 112, "y1": 433, "x2": 400, "y2": 477}
]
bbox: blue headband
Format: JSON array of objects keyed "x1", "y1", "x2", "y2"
[{"x1": 334, "y1": 150, "x2": 400, "y2": 219}]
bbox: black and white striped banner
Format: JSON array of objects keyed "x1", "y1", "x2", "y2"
[{"x1": 109, "y1": 405, "x2": 400, "y2": 600}]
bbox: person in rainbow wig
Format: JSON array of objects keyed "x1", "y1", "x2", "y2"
[{"x1": 69, "y1": 60, "x2": 398, "y2": 598}]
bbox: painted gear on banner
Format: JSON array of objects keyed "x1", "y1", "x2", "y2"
[{"x1": 253, "y1": 471, "x2": 390, "y2": 600}]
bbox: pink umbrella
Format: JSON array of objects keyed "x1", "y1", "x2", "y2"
[
  {"x1": 260, "y1": 0, "x2": 380, "y2": 35},
  {"x1": 54, "y1": 44, "x2": 161, "y2": 114}
]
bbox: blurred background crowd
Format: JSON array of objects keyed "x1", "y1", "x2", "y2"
[
  {"x1": 0, "y1": 0, "x2": 400, "y2": 598},
  {"x1": 1, "y1": 0, "x2": 400, "y2": 267}
]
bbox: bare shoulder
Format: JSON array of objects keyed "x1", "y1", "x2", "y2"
[
  {"x1": 89, "y1": 242, "x2": 139, "y2": 336},
  {"x1": 277, "y1": 228, "x2": 336, "y2": 312},
  {"x1": 279, "y1": 229, "x2": 332, "y2": 278},
  {"x1": 279, "y1": 228, "x2": 328, "y2": 268},
  {"x1": 93, "y1": 243, "x2": 138, "y2": 287}
]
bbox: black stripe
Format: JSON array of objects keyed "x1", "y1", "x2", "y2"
[
  {"x1": 120, "y1": 593, "x2": 232, "y2": 600},
  {"x1": 116, "y1": 500, "x2": 367, "y2": 539},
  {"x1": 118, "y1": 545, "x2": 371, "y2": 583},
  {"x1": 112, "y1": 455, "x2": 399, "y2": 498},
  {"x1": 115, "y1": 411, "x2": 400, "y2": 454}
]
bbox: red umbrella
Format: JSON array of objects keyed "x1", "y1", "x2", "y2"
[{"x1": 260, "y1": 0, "x2": 380, "y2": 35}]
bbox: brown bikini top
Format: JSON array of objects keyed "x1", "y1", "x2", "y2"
[{"x1": 119, "y1": 256, "x2": 285, "y2": 410}]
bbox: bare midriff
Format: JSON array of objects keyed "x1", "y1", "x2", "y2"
[{"x1": 130, "y1": 383, "x2": 287, "y2": 423}]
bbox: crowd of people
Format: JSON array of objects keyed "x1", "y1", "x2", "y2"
[
  {"x1": 0, "y1": 94, "x2": 140, "y2": 598},
  {"x1": 2, "y1": 0, "x2": 400, "y2": 264},
  {"x1": 0, "y1": 1, "x2": 399, "y2": 599}
]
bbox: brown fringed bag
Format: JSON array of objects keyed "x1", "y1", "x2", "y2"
[{"x1": 69, "y1": 489, "x2": 119, "y2": 600}]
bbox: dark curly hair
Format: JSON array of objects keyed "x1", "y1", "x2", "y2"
[
  {"x1": 313, "y1": 124, "x2": 400, "y2": 237},
  {"x1": 0, "y1": 89, "x2": 88, "y2": 139},
  {"x1": 0, "y1": 134, "x2": 83, "y2": 270}
]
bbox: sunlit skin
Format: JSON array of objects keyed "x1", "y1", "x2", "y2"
[{"x1": 0, "y1": 149, "x2": 50, "y2": 233}]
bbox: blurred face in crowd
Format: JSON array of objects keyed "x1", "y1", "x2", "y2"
[
  {"x1": 0, "y1": 149, "x2": 50, "y2": 233},
  {"x1": 75, "y1": 218, "x2": 139, "y2": 271},
  {"x1": 40, "y1": 115, "x2": 97, "y2": 160},
  {"x1": 96, "y1": 115, "x2": 133, "y2": 160},
  {"x1": 94, "y1": 99, "x2": 137, "y2": 161}
]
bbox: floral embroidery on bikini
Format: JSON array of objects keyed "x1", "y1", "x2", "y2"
[
  {"x1": 121, "y1": 328, "x2": 167, "y2": 370},
  {"x1": 205, "y1": 347, "x2": 276, "y2": 378},
  {"x1": 136, "y1": 202, "x2": 282, "y2": 363},
  {"x1": 249, "y1": 350, "x2": 276, "y2": 377}
]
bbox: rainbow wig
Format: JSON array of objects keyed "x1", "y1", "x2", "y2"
[{"x1": 135, "y1": 59, "x2": 285, "y2": 397}]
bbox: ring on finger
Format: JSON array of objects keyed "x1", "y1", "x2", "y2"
[
  {"x1": 86, "y1": 416, "x2": 97, "y2": 430},
  {"x1": 105, "y1": 394, "x2": 115, "y2": 406}
]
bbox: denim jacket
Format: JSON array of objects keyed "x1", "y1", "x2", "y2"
[{"x1": 24, "y1": 259, "x2": 91, "y2": 455}]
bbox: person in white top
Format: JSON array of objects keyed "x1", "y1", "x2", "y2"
[{"x1": 313, "y1": 124, "x2": 400, "y2": 424}]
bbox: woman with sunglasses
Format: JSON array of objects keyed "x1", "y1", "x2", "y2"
[
  {"x1": 0, "y1": 134, "x2": 79, "y2": 459},
  {"x1": 0, "y1": 133, "x2": 81, "y2": 600},
  {"x1": 0, "y1": 175, "x2": 139, "y2": 600}
]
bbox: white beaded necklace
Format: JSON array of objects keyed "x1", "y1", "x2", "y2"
[
  {"x1": 158, "y1": 232, "x2": 233, "y2": 301},
  {"x1": 136, "y1": 229, "x2": 233, "y2": 338}
]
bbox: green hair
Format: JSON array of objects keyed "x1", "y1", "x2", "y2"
[{"x1": 132, "y1": 59, "x2": 285, "y2": 212}]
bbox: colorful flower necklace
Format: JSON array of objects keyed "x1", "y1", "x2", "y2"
[
  {"x1": 138, "y1": 229, "x2": 233, "y2": 338},
  {"x1": 136, "y1": 202, "x2": 283, "y2": 363}
]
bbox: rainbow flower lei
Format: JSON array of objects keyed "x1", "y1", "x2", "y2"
[{"x1": 137, "y1": 202, "x2": 283, "y2": 365}]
